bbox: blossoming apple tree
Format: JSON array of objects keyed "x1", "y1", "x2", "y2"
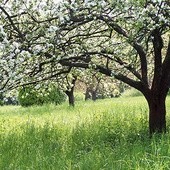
[{"x1": 37, "y1": 0, "x2": 169, "y2": 134}]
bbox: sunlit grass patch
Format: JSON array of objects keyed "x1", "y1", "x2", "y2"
[{"x1": 1, "y1": 96, "x2": 170, "y2": 169}]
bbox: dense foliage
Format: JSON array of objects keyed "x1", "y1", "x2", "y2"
[
  {"x1": 0, "y1": 0, "x2": 169, "y2": 91},
  {"x1": 18, "y1": 84, "x2": 66, "y2": 107}
]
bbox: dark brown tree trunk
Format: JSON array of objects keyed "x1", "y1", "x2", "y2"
[
  {"x1": 146, "y1": 94, "x2": 166, "y2": 135},
  {"x1": 65, "y1": 90, "x2": 75, "y2": 107}
]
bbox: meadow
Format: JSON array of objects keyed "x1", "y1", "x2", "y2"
[{"x1": 1, "y1": 96, "x2": 170, "y2": 170}]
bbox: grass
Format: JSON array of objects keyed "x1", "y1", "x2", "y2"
[{"x1": 1, "y1": 96, "x2": 170, "y2": 169}]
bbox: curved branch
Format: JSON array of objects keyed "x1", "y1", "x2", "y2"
[
  {"x1": 98, "y1": 15, "x2": 148, "y2": 85},
  {"x1": 0, "y1": 6, "x2": 25, "y2": 40}
]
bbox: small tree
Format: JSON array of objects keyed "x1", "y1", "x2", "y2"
[
  {"x1": 83, "y1": 71, "x2": 120, "y2": 100},
  {"x1": 84, "y1": 72, "x2": 102, "y2": 101}
]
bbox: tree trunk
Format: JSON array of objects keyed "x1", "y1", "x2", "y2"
[
  {"x1": 147, "y1": 95, "x2": 166, "y2": 135},
  {"x1": 65, "y1": 90, "x2": 75, "y2": 107},
  {"x1": 91, "y1": 90, "x2": 97, "y2": 101},
  {"x1": 65, "y1": 76, "x2": 77, "y2": 107},
  {"x1": 85, "y1": 87, "x2": 91, "y2": 100}
]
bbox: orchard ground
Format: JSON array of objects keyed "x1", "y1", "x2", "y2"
[{"x1": 1, "y1": 96, "x2": 170, "y2": 169}]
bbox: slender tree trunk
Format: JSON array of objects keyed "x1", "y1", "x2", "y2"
[
  {"x1": 65, "y1": 90, "x2": 75, "y2": 107},
  {"x1": 85, "y1": 87, "x2": 91, "y2": 100},
  {"x1": 91, "y1": 90, "x2": 97, "y2": 101},
  {"x1": 65, "y1": 76, "x2": 77, "y2": 107},
  {"x1": 146, "y1": 93, "x2": 167, "y2": 135}
]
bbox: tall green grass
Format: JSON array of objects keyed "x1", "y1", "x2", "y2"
[{"x1": 1, "y1": 96, "x2": 170, "y2": 169}]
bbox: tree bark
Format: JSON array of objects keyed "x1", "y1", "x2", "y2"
[
  {"x1": 65, "y1": 90, "x2": 75, "y2": 107},
  {"x1": 65, "y1": 76, "x2": 77, "y2": 107},
  {"x1": 146, "y1": 94, "x2": 166, "y2": 135}
]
